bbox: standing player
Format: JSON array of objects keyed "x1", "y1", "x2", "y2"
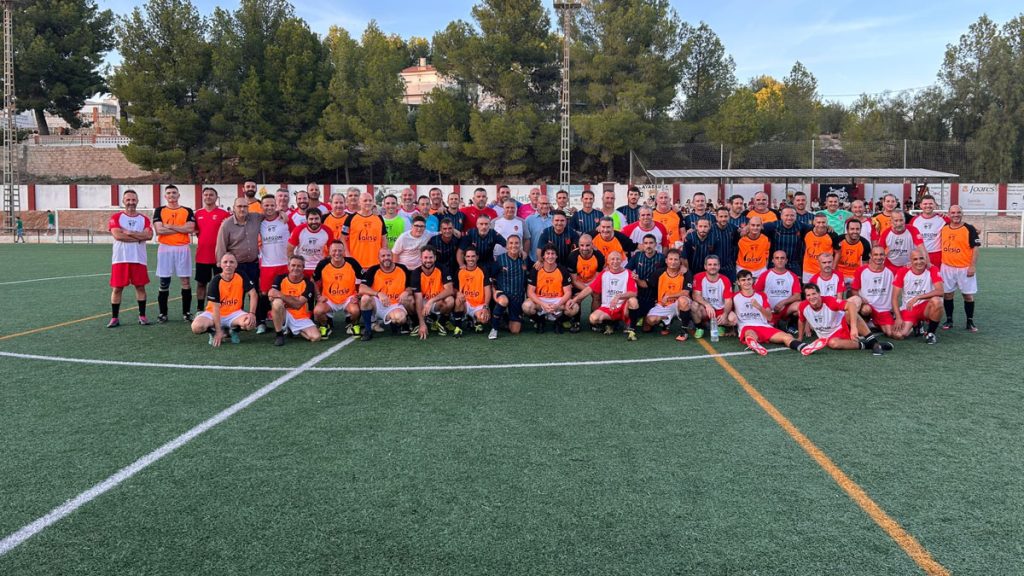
[
  {"x1": 817, "y1": 193, "x2": 853, "y2": 235},
  {"x1": 288, "y1": 209, "x2": 334, "y2": 278},
  {"x1": 493, "y1": 199, "x2": 529, "y2": 258},
  {"x1": 893, "y1": 251, "x2": 944, "y2": 343},
  {"x1": 939, "y1": 204, "x2": 981, "y2": 332},
  {"x1": 709, "y1": 206, "x2": 741, "y2": 282},
  {"x1": 443, "y1": 190, "x2": 466, "y2": 236},
  {"x1": 682, "y1": 218, "x2": 718, "y2": 275},
  {"x1": 627, "y1": 234, "x2": 666, "y2": 324},
  {"x1": 428, "y1": 218, "x2": 461, "y2": 273},
  {"x1": 570, "y1": 190, "x2": 604, "y2": 234},
  {"x1": 392, "y1": 215, "x2": 433, "y2": 270},
  {"x1": 256, "y1": 195, "x2": 289, "y2": 333},
  {"x1": 459, "y1": 187, "x2": 498, "y2": 233},
  {"x1": 358, "y1": 248, "x2": 413, "y2": 340},
  {"x1": 808, "y1": 252, "x2": 844, "y2": 298},
  {"x1": 617, "y1": 185, "x2": 643, "y2": 225},
  {"x1": 397, "y1": 188, "x2": 418, "y2": 220},
  {"x1": 411, "y1": 246, "x2": 455, "y2": 339},
  {"x1": 683, "y1": 192, "x2": 714, "y2": 230},
  {"x1": 599, "y1": 189, "x2": 627, "y2": 230},
  {"x1": 343, "y1": 192, "x2": 388, "y2": 270},
  {"x1": 306, "y1": 182, "x2": 329, "y2": 215},
  {"x1": 746, "y1": 191, "x2": 779, "y2": 225},
  {"x1": 849, "y1": 199, "x2": 876, "y2": 244},
  {"x1": 489, "y1": 235, "x2": 531, "y2": 339},
  {"x1": 107, "y1": 189, "x2": 152, "y2": 327},
  {"x1": 458, "y1": 214, "x2": 506, "y2": 272},
  {"x1": 909, "y1": 195, "x2": 948, "y2": 267},
  {"x1": 622, "y1": 207, "x2": 669, "y2": 254},
  {"x1": 643, "y1": 248, "x2": 693, "y2": 340},
  {"x1": 879, "y1": 211, "x2": 925, "y2": 268},
  {"x1": 727, "y1": 195, "x2": 749, "y2": 228},
  {"x1": 801, "y1": 213, "x2": 838, "y2": 283},
  {"x1": 322, "y1": 192, "x2": 349, "y2": 240},
  {"x1": 153, "y1": 184, "x2": 196, "y2": 323},
  {"x1": 313, "y1": 240, "x2": 363, "y2": 338},
  {"x1": 193, "y1": 186, "x2": 231, "y2": 313},
  {"x1": 754, "y1": 251, "x2": 801, "y2": 331},
  {"x1": 523, "y1": 244, "x2": 577, "y2": 333},
  {"x1": 792, "y1": 191, "x2": 815, "y2": 228},
  {"x1": 381, "y1": 194, "x2": 410, "y2": 249},
  {"x1": 555, "y1": 189, "x2": 575, "y2": 217},
  {"x1": 691, "y1": 255, "x2": 735, "y2": 338},
  {"x1": 268, "y1": 255, "x2": 321, "y2": 346},
  {"x1": 797, "y1": 285, "x2": 879, "y2": 355},
  {"x1": 451, "y1": 247, "x2": 492, "y2": 336},
  {"x1": 287, "y1": 190, "x2": 310, "y2": 230},
  {"x1": 652, "y1": 189, "x2": 686, "y2": 248},
  {"x1": 591, "y1": 217, "x2": 637, "y2": 259},
  {"x1": 190, "y1": 252, "x2": 257, "y2": 346},
  {"x1": 763, "y1": 207, "x2": 807, "y2": 278},
  {"x1": 536, "y1": 210, "x2": 580, "y2": 266},
  {"x1": 731, "y1": 270, "x2": 814, "y2": 356},
  {"x1": 570, "y1": 251, "x2": 640, "y2": 341},
  {"x1": 851, "y1": 246, "x2": 900, "y2": 340},
  {"x1": 242, "y1": 181, "x2": 261, "y2": 214}
]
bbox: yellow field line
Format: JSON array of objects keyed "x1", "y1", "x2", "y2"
[
  {"x1": 696, "y1": 339, "x2": 950, "y2": 576},
  {"x1": 0, "y1": 297, "x2": 183, "y2": 342}
]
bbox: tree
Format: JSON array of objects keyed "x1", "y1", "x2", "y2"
[
  {"x1": 416, "y1": 86, "x2": 474, "y2": 182},
  {"x1": 301, "y1": 26, "x2": 362, "y2": 183},
  {"x1": 677, "y1": 22, "x2": 736, "y2": 128},
  {"x1": 110, "y1": 0, "x2": 212, "y2": 179},
  {"x1": 779, "y1": 61, "x2": 819, "y2": 141},
  {"x1": 706, "y1": 87, "x2": 758, "y2": 168},
  {"x1": 14, "y1": 0, "x2": 115, "y2": 135}
]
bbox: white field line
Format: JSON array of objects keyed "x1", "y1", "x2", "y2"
[
  {"x1": 0, "y1": 273, "x2": 107, "y2": 286},
  {"x1": 0, "y1": 347, "x2": 785, "y2": 373},
  {"x1": 0, "y1": 337, "x2": 355, "y2": 558}
]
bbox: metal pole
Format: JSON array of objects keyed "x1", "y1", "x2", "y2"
[
  {"x1": 555, "y1": 2, "x2": 580, "y2": 192},
  {"x1": 720, "y1": 143, "x2": 724, "y2": 170},
  {"x1": 810, "y1": 139, "x2": 815, "y2": 170},
  {"x1": 903, "y1": 139, "x2": 907, "y2": 169},
  {"x1": 2, "y1": 0, "x2": 18, "y2": 229}
]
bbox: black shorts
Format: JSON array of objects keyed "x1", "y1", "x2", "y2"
[
  {"x1": 195, "y1": 263, "x2": 221, "y2": 284},
  {"x1": 493, "y1": 292, "x2": 524, "y2": 322}
]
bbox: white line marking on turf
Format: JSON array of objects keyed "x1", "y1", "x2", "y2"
[
  {"x1": 0, "y1": 273, "x2": 107, "y2": 286},
  {"x1": 0, "y1": 337, "x2": 355, "y2": 558},
  {"x1": 0, "y1": 347, "x2": 785, "y2": 373}
]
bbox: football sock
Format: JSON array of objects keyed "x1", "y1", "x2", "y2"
[
  {"x1": 964, "y1": 300, "x2": 975, "y2": 321},
  {"x1": 788, "y1": 340, "x2": 805, "y2": 351},
  {"x1": 181, "y1": 289, "x2": 192, "y2": 315},
  {"x1": 627, "y1": 308, "x2": 641, "y2": 329},
  {"x1": 158, "y1": 290, "x2": 169, "y2": 316},
  {"x1": 491, "y1": 305, "x2": 506, "y2": 329},
  {"x1": 197, "y1": 298, "x2": 205, "y2": 311},
  {"x1": 137, "y1": 300, "x2": 146, "y2": 316},
  {"x1": 943, "y1": 298, "x2": 954, "y2": 322},
  {"x1": 361, "y1": 309, "x2": 373, "y2": 332},
  {"x1": 927, "y1": 320, "x2": 939, "y2": 333},
  {"x1": 256, "y1": 295, "x2": 270, "y2": 323},
  {"x1": 111, "y1": 302, "x2": 120, "y2": 319}
]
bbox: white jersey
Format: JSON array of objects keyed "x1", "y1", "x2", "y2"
[
  {"x1": 492, "y1": 217, "x2": 528, "y2": 257},
  {"x1": 755, "y1": 269, "x2": 800, "y2": 309},
  {"x1": 859, "y1": 218, "x2": 874, "y2": 245},
  {"x1": 799, "y1": 297, "x2": 846, "y2": 339},
  {"x1": 288, "y1": 224, "x2": 333, "y2": 271},
  {"x1": 391, "y1": 230, "x2": 433, "y2": 270},
  {"x1": 880, "y1": 226, "x2": 922, "y2": 267},
  {"x1": 259, "y1": 216, "x2": 290, "y2": 267},
  {"x1": 732, "y1": 292, "x2": 772, "y2": 329},
  {"x1": 808, "y1": 271, "x2": 844, "y2": 298},
  {"x1": 853, "y1": 265, "x2": 895, "y2": 311},
  {"x1": 589, "y1": 269, "x2": 637, "y2": 305},
  {"x1": 398, "y1": 207, "x2": 419, "y2": 221},
  {"x1": 909, "y1": 214, "x2": 947, "y2": 254},
  {"x1": 287, "y1": 208, "x2": 307, "y2": 230},
  {"x1": 894, "y1": 266, "x2": 941, "y2": 310},
  {"x1": 692, "y1": 273, "x2": 732, "y2": 310},
  {"x1": 108, "y1": 211, "x2": 151, "y2": 265}
]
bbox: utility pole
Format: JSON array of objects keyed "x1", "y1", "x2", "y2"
[
  {"x1": 554, "y1": 1, "x2": 581, "y2": 192},
  {"x1": 1, "y1": 0, "x2": 18, "y2": 229}
]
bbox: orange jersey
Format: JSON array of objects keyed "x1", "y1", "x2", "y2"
[
  {"x1": 803, "y1": 231, "x2": 837, "y2": 276},
  {"x1": 153, "y1": 205, "x2": 195, "y2": 246},
  {"x1": 737, "y1": 235, "x2": 770, "y2": 271},
  {"x1": 836, "y1": 237, "x2": 870, "y2": 277},
  {"x1": 457, "y1": 267, "x2": 488, "y2": 307},
  {"x1": 365, "y1": 264, "x2": 410, "y2": 303},
  {"x1": 342, "y1": 213, "x2": 387, "y2": 270},
  {"x1": 873, "y1": 212, "x2": 893, "y2": 237},
  {"x1": 592, "y1": 234, "x2": 626, "y2": 259},
  {"x1": 274, "y1": 275, "x2": 315, "y2": 320},
  {"x1": 531, "y1": 266, "x2": 571, "y2": 299},
  {"x1": 322, "y1": 212, "x2": 348, "y2": 242},
  {"x1": 652, "y1": 209, "x2": 685, "y2": 245},
  {"x1": 247, "y1": 200, "x2": 263, "y2": 214},
  {"x1": 414, "y1": 266, "x2": 451, "y2": 300},
  {"x1": 205, "y1": 272, "x2": 253, "y2": 316},
  {"x1": 656, "y1": 270, "x2": 687, "y2": 303},
  {"x1": 940, "y1": 224, "x2": 979, "y2": 268},
  {"x1": 314, "y1": 257, "x2": 361, "y2": 304},
  {"x1": 568, "y1": 250, "x2": 605, "y2": 284},
  {"x1": 747, "y1": 209, "x2": 778, "y2": 224}
]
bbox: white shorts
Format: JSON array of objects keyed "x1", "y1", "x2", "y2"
[
  {"x1": 324, "y1": 296, "x2": 357, "y2": 317},
  {"x1": 467, "y1": 303, "x2": 487, "y2": 318},
  {"x1": 536, "y1": 297, "x2": 565, "y2": 320},
  {"x1": 940, "y1": 264, "x2": 978, "y2": 295},
  {"x1": 374, "y1": 297, "x2": 406, "y2": 323},
  {"x1": 285, "y1": 314, "x2": 316, "y2": 334},
  {"x1": 156, "y1": 245, "x2": 192, "y2": 278},
  {"x1": 198, "y1": 309, "x2": 246, "y2": 328},
  {"x1": 647, "y1": 303, "x2": 680, "y2": 324}
]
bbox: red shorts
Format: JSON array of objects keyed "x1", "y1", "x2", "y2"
[
  {"x1": 597, "y1": 303, "x2": 628, "y2": 322},
  {"x1": 928, "y1": 251, "x2": 942, "y2": 268},
  {"x1": 739, "y1": 325, "x2": 783, "y2": 343},
  {"x1": 868, "y1": 306, "x2": 895, "y2": 326},
  {"x1": 900, "y1": 302, "x2": 929, "y2": 325},
  {"x1": 110, "y1": 263, "x2": 149, "y2": 288},
  {"x1": 259, "y1": 265, "x2": 289, "y2": 293},
  {"x1": 826, "y1": 325, "x2": 852, "y2": 344},
  {"x1": 770, "y1": 311, "x2": 792, "y2": 326}
]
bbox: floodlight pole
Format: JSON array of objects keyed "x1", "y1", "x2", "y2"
[
  {"x1": 1, "y1": 0, "x2": 17, "y2": 229},
  {"x1": 554, "y1": 1, "x2": 580, "y2": 192}
]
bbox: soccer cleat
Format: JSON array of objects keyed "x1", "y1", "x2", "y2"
[
  {"x1": 966, "y1": 321, "x2": 978, "y2": 333},
  {"x1": 208, "y1": 332, "x2": 215, "y2": 346},
  {"x1": 372, "y1": 322, "x2": 385, "y2": 333},
  {"x1": 941, "y1": 320, "x2": 953, "y2": 331},
  {"x1": 445, "y1": 320, "x2": 458, "y2": 333},
  {"x1": 602, "y1": 324, "x2": 614, "y2": 335},
  {"x1": 452, "y1": 326, "x2": 463, "y2": 338},
  {"x1": 432, "y1": 319, "x2": 447, "y2": 336},
  {"x1": 878, "y1": 341, "x2": 895, "y2": 351},
  {"x1": 350, "y1": 324, "x2": 361, "y2": 335},
  {"x1": 319, "y1": 325, "x2": 329, "y2": 339},
  {"x1": 274, "y1": 334, "x2": 286, "y2": 346},
  {"x1": 535, "y1": 319, "x2": 545, "y2": 334},
  {"x1": 399, "y1": 323, "x2": 412, "y2": 335},
  {"x1": 488, "y1": 328, "x2": 498, "y2": 340},
  {"x1": 675, "y1": 332, "x2": 689, "y2": 343},
  {"x1": 569, "y1": 321, "x2": 581, "y2": 333},
  {"x1": 591, "y1": 324, "x2": 602, "y2": 333},
  {"x1": 474, "y1": 323, "x2": 485, "y2": 333},
  {"x1": 801, "y1": 338, "x2": 827, "y2": 356},
  {"x1": 229, "y1": 329, "x2": 241, "y2": 344},
  {"x1": 138, "y1": 316, "x2": 149, "y2": 326},
  {"x1": 157, "y1": 314, "x2": 168, "y2": 324},
  {"x1": 625, "y1": 329, "x2": 637, "y2": 342},
  {"x1": 255, "y1": 323, "x2": 267, "y2": 335},
  {"x1": 360, "y1": 331, "x2": 372, "y2": 342},
  {"x1": 747, "y1": 340, "x2": 768, "y2": 356},
  {"x1": 925, "y1": 332, "x2": 937, "y2": 345},
  {"x1": 107, "y1": 318, "x2": 120, "y2": 328},
  {"x1": 693, "y1": 327, "x2": 705, "y2": 339},
  {"x1": 183, "y1": 312, "x2": 194, "y2": 322},
  {"x1": 553, "y1": 321, "x2": 564, "y2": 334},
  {"x1": 872, "y1": 342, "x2": 884, "y2": 356}
]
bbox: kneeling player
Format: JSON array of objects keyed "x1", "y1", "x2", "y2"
[
  {"x1": 571, "y1": 251, "x2": 640, "y2": 341},
  {"x1": 412, "y1": 246, "x2": 455, "y2": 340},
  {"x1": 269, "y1": 256, "x2": 321, "y2": 346},
  {"x1": 691, "y1": 254, "x2": 736, "y2": 338},
  {"x1": 358, "y1": 247, "x2": 413, "y2": 341},
  {"x1": 190, "y1": 252, "x2": 257, "y2": 346},
  {"x1": 797, "y1": 285, "x2": 891, "y2": 356},
  {"x1": 313, "y1": 240, "x2": 362, "y2": 338},
  {"x1": 643, "y1": 248, "x2": 692, "y2": 340},
  {"x1": 852, "y1": 246, "x2": 899, "y2": 338},
  {"x1": 452, "y1": 247, "x2": 492, "y2": 336},
  {"x1": 523, "y1": 244, "x2": 577, "y2": 333},
  {"x1": 731, "y1": 269, "x2": 811, "y2": 356},
  {"x1": 892, "y1": 251, "x2": 944, "y2": 343}
]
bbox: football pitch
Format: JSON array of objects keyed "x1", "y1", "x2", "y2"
[{"x1": 1, "y1": 245, "x2": 1021, "y2": 575}]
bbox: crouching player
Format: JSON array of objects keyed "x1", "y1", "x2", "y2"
[
  {"x1": 570, "y1": 251, "x2": 640, "y2": 341},
  {"x1": 797, "y1": 284, "x2": 892, "y2": 356},
  {"x1": 643, "y1": 248, "x2": 693, "y2": 341},
  {"x1": 313, "y1": 240, "x2": 363, "y2": 338},
  {"x1": 523, "y1": 244, "x2": 577, "y2": 333},
  {"x1": 191, "y1": 252, "x2": 257, "y2": 346},
  {"x1": 892, "y1": 251, "x2": 945, "y2": 344},
  {"x1": 731, "y1": 269, "x2": 817, "y2": 356},
  {"x1": 269, "y1": 255, "x2": 321, "y2": 346}
]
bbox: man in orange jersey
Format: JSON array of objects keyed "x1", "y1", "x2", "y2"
[
  {"x1": 652, "y1": 189, "x2": 686, "y2": 248},
  {"x1": 412, "y1": 246, "x2": 455, "y2": 339},
  {"x1": 736, "y1": 217, "x2": 771, "y2": 280},
  {"x1": 939, "y1": 205, "x2": 981, "y2": 332},
  {"x1": 834, "y1": 218, "x2": 871, "y2": 291},
  {"x1": 643, "y1": 248, "x2": 693, "y2": 340},
  {"x1": 591, "y1": 216, "x2": 637, "y2": 259},
  {"x1": 801, "y1": 213, "x2": 839, "y2": 283},
  {"x1": 451, "y1": 247, "x2": 492, "y2": 337},
  {"x1": 567, "y1": 234, "x2": 605, "y2": 332},
  {"x1": 523, "y1": 244, "x2": 577, "y2": 334},
  {"x1": 313, "y1": 240, "x2": 363, "y2": 338},
  {"x1": 746, "y1": 191, "x2": 779, "y2": 225},
  {"x1": 191, "y1": 252, "x2": 257, "y2": 346},
  {"x1": 153, "y1": 184, "x2": 196, "y2": 323},
  {"x1": 358, "y1": 247, "x2": 413, "y2": 341},
  {"x1": 342, "y1": 192, "x2": 388, "y2": 271},
  {"x1": 322, "y1": 192, "x2": 349, "y2": 240},
  {"x1": 269, "y1": 255, "x2": 320, "y2": 346},
  {"x1": 243, "y1": 181, "x2": 262, "y2": 214}
]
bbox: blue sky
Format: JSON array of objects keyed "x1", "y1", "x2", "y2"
[{"x1": 98, "y1": 0, "x2": 1021, "y2": 104}]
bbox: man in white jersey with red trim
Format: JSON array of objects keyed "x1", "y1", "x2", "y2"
[
  {"x1": 107, "y1": 189, "x2": 153, "y2": 327},
  {"x1": 731, "y1": 269, "x2": 817, "y2": 356},
  {"x1": 254, "y1": 195, "x2": 289, "y2": 334},
  {"x1": 287, "y1": 190, "x2": 310, "y2": 230},
  {"x1": 691, "y1": 254, "x2": 736, "y2": 337},
  {"x1": 879, "y1": 211, "x2": 925, "y2": 268},
  {"x1": 570, "y1": 250, "x2": 641, "y2": 341},
  {"x1": 909, "y1": 195, "x2": 948, "y2": 267},
  {"x1": 753, "y1": 250, "x2": 801, "y2": 332},
  {"x1": 622, "y1": 206, "x2": 670, "y2": 253},
  {"x1": 798, "y1": 284, "x2": 889, "y2": 355},
  {"x1": 893, "y1": 250, "x2": 944, "y2": 343},
  {"x1": 288, "y1": 209, "x2": 334, "y2": 279},
  {"x1": 851, "y1": 245, "x2": 899, "y2": 339},
  {"x1": 808, "y1": 251, "x2": 844, "y2": 298}
]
